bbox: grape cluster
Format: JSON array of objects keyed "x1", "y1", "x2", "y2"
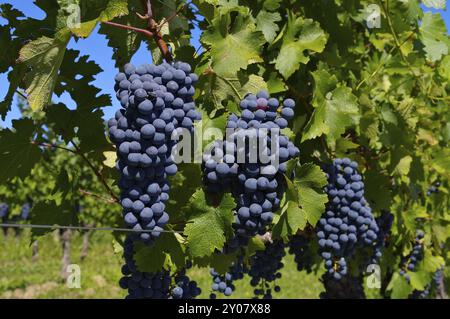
[
  {"x1": 370, "y1": 211, "x2": 394, "y2": 264},
  {"x1": 20, "y1": 202, "x2": 31, "y2": 221},
  {"x1": 409, "y1": 267, "x2": 444, "y2": 299},
  {"x1": 118, "y1": 236, "x2": 199, "y2": 299},
  {"x1": 0, "y1": 203, "x2": 8, "y2": 222},
  {"x1": 119, "y1": 236, "x2": 171, "y2": 299},
  {"x1": 248, "y1": 240, "x2": 285, "y2": 299},
  {"x1": 316, "y1": 158, "x2": 379, "y2": 280},
  {"x1": 108, "y1": 61, "x2": 200, "y2": 243},
  {"x1": 209, "y1": 257, "x2": 246, "y2": 298},
  {"x1": 202, "y1": 90, "x2": 299, "y2": 249},
  {"x1": 400, "y1": 230, "x2": 425, "y2": 281},
  {"x1": 427, "y1": 181, "x2": 441, "y2": 196},
  {"x1": 320, "y1": 273, "x2": 366, "y2": 299},
  {"x1": 171, "y1": 266, "x2": 202, "y2": 299},
  {"x1": 288, "y1": 233, "x2": 315, "y2": 273}
]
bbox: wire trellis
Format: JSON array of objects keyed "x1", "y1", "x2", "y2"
[{"x1": 0, "y1": 223, "x2": 183, "y2": 234}]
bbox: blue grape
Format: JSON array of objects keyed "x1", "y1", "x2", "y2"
[
  {"x1": 316, "y1": 158, "x2": 379, "y2": 281},
  {"x1": 202, "y1": 91, "x2": 300, "y2": 250},
  {"x1": 248, "y1": 240, "x2": 285, "y2": 299},
  {"x1": 288, "y1": 233, "x2": 315, "y2": 273},
  {"x1": 109, "y1": 61, "x2": 200, "y2": 244},
  {"x1": 209, "y1": 256, "x2": 246, "y2": 298}
]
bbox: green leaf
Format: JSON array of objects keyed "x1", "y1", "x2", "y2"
[
  {"x1": 256, "y1": 10, "x2": 281, "y2": 43},
  {"x1": 201, "y1": 8, "x2": 265, "y2": 76},
  {"x1": 69, "y1": 0, "x2": 128, "y2": 37},
  {"x1": 438, "y1": 55, "x2": 450, "y2": 79},
  {"x1": 266, "y1": 71, "x2": 286, "y2": 94},
  {"x1": 302, "y1": 69, "x2": 359, "y2": 148},
  {"x1": 134, "y1": 232, "x2": 186, "y2": 272},
  {"x1": 431, "y1": 149, "x2": 450, "y2": 178},
  {"x1": 0, "y1": 65, "x2": 26, "y2": 119},
  {"x1": 263, "y1": 0, "x2": 282, "y2": 11},
  {"x1": 0, "y1": 119, "x2": 41, "y2": 181},
  {"x1": 387, "y1": 272, "x2": 414, "y2": 298},
  {"x1": 364, "y1": 170, "x2": 392, "y2": 210},
  {"x1": 165, "y1": 164, "x2": 203, "y2": 222},
  {"x1": 293, "y1": 163, "x2": 328, "y2": 226},
  {"x1": 272, "y1": 177, "x2": 307, "y2": 240},
  {"x1": 423, "y1": 0, "x2": 446, "y2": 9},
  {"x1": 184, "y1": 189, "x2": 235, "y2": 257},
  {"x1": 199, "y1": 70, "x2": 267, "y2": 114},
  {"x1": 197, "y1": 109, "x2": 228, "y2": 148},
  {"x1": 419, "y1": 12, "x2": 450, "y2": 62},
  {"x1": 18, "y1": 31, "x2": 71, "y2": 111},
  {"x1": 98, "y1": 0, "x2": 144, "y2": 67},
  {"x1": 245, "y1": 236, "x2": 266, "y2": 256},
  {"x1": 193, "y1": 252, "x2": 237, "y2": 274},
  {"x1": 29, "y1": 200, "x2": 79, "y2": 241},
  {"x1": 274, "y1": 13, "x2": 327, "y2": 79}
]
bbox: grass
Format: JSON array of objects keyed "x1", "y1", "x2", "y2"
[{"x1": 0, "y1": 229, "x2": 323, "y2": 299}]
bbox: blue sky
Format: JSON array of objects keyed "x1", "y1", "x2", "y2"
[{"x1": 0, "y1": 1, "x2": 449, "y2": 128}]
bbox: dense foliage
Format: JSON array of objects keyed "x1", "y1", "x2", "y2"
[{"x1": 0, "y1": 0, "x2": 449, "y2": 299}]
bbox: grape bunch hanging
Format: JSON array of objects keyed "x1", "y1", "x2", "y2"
[
  {"x1": 202, "y1": 90, "x2": 300, "y2": 250},
  {"x1": 316, "y1": 158, "x2": 379, "y2": 280},
  {"x1": 108, "y1": 61, "x2": 201, "y2": 243},
  {"x1": 118, "y1": 236, "x2": 201, "y2": 299}
]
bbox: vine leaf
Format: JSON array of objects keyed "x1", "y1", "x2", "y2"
[
  {"x1": 183, "y1": 189, "x2": 235, "y2": 258},
  {"x1": 422, "y1": 0, "x2": 446, "y2": 10},
  {"x1": 134, "y1": 232, "x2": 185, "y2": 272},
  {"x1": 273, "y1": 13, "x2": 327, "y2": 79},
  {"x1": 419, "y1": 12, "x2": 450, "y2": 62},
  {"x1": 273, "y1": 162, "x2": 327, "y2": 240},
  {"x1": 293, "y1": 163, "x2": 328, "y2": 226},
  {"x1": 201, "y1": 8, "x2": 265, "y2": 76},
  {"x1": 0, "y1": 119, "x2": 41, "y2": 181},
  {"x1": 387, "y1": 273, "x2": 414, "y2": 298},
  {"x1": 18, "y1": 31, "x2": 71, "y2": 111},
  {"x1": 193, "y1": 252, "x2": 238, "y2": 274},
  {"x1": 256, "y1": 10, "x2": 281, "y2": 43},
  {"x1": 197, "y1": 108, "x2": 228, "y2": 148},
  {"x1": 198, "y1": 69, "x2": 267, "y2": 115},
  {"x1": 301, "y1": 68, "x2": 360, "y2": 148},
  {"x1": 98, "y1": 0, "x2": 145, "y2": 67},
  {"x1": 165, "y1": 164, "x2": 203, "y2": 223},
  {"x1": 29, "y1": 200, "x2": 80, "y2": 242},
  {"x1": 69, "y1": 0, "x2": 128, "y2": 38},
  {"x1": 0, "y1": 65, "x2": 26, "y2": 120},
  {"x1": 431, "y1": 149, "x2": 450, "y2": 178},
  {"x1": 273, "y1": 177, "x2": 307, "y2": 241}
]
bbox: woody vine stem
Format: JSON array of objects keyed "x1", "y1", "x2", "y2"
[{"x1": 102, "y1": 0, "x2": 173, "y2": 63}]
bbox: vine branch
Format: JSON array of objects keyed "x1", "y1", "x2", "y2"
[
  {"x1": 102, "y1": 21, "x2": 154, "y2": 38},
  {"x1": 70, "y1": 140, "x2": 120, "y2": 203},
  {"x1": 78, "y1": 189, "x2": 118, "y2": 205},
  {"x1": 32, "y1": 141, "x2": 77, "y2": 154},
  {"x1": 140, "y1": 0, "x2": 173, "y2": 62},
  {"x1": 101, "y1": 0, "x2": 173, "y2": 62},
  {"x1": 378, "y1": 0, "x2": 427, "y2": 93}
]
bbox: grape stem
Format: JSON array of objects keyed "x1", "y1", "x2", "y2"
[
  {"x1": 78, "y1": 189, "x2": 117, "y2": 204},
  {"x1": 140, "y1": 0, "x2": 173, "y2": 63},
  {"x1": 70, "y1": 140, "x2": 120, "y2": 203},
  {"x1": 32, "y1": 141, "x2": 77, "y2": 154},
  {"x1": 32, "y1": 140, "x2": 120, "y2": 204},
  {"x1": 102, "y1": 21, "x2": 154, "y2": 38},
  {"x1": 101, "y1": 0, "x2": 173, "y2": 63}
]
